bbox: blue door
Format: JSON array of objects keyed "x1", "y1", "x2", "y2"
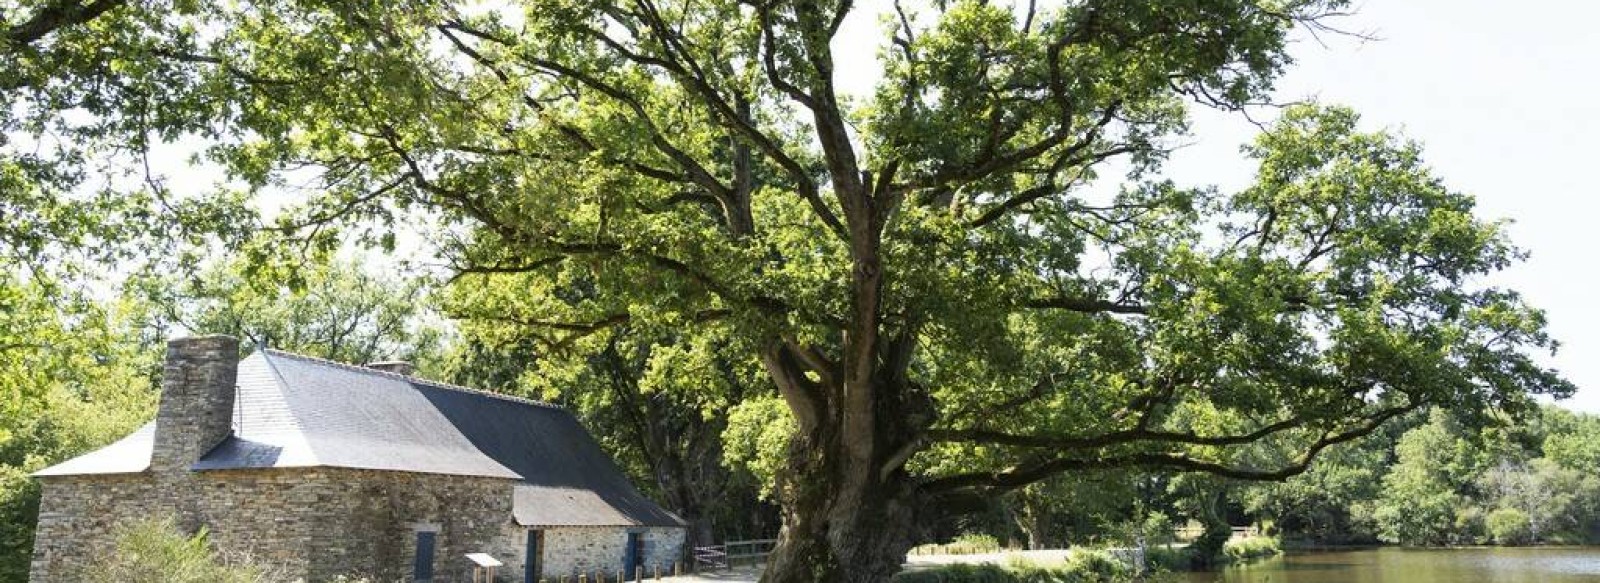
[
  {"x1": 623, "y1": 532, "x2": 641, "y2": 580},
  {"x1": 414, "y1": 531, "x2": 436, "y2": 581},
  {"x1": 525, "y1": 530, "x2": 543, "y2": 583}
]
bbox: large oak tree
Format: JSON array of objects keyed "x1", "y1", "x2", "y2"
[{"x1": 4, "y1": 0, "x2": 1574, "y2": 580}]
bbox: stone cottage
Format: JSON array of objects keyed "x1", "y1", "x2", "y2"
[{"x1": 30, "y1": 335, "x2": 686, "y2": 582}]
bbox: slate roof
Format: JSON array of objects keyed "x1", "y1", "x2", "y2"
[{"x1": 35, "y1": 349, "x2": 685, "y2": 528}]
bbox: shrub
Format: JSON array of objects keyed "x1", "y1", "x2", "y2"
[
  {"x1": 949, "y1": 533, "x2": 1003, "y2": 554},
  {"x1": 1143, "y1": 545, "x2": 1196, "y2": 571},
  {"x1": 1221, "y1": 536, "x2": 1281, "y2": 563},
  {"x1": 911, "y1": 533, "x2": 1004, "y2": 556},
  {"x1": 1487, "y1": 508, "x2": 1533, "y2": 545},
  {"x1": 84, "y1": 516, "x2": 280, "y2": 583},
  {"x1": 1062, "y1": 549, "x2": 1131, "y2": 581}
]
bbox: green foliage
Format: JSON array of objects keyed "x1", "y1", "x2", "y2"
[
  {"x1": 1142, "y1": 546, "x2": 1192, "y2": 572},
  {"x1": 84, "y1": 517, "x2": 279, "y2": 583},
  {"x1": 1220, "y1": 537, "x2": 1281, "y2": 563},
  {"x1": 950, "y1": 533, "x2": 1002, "y2": 554},
  {"x1": 0, "y1": 276, "x2": 160, "y2": 581},
  {"x1": 1541, "y1": 408, "x2": 1600, "y2": 471},
  {"x1": 1241, "y1": 435, "x2": 1389, "y2": 543},
  {"x1": 0, "y1": 466, "x2": 40, "y2": 582},
  {"x1": 1486, "y1": 508, "x2": 1532, "y2": 546},
  {"x1": 133, "y1": 256, "x2": 448, "y2": 371},
  {"x1": 722, "y1": 396, "x2": 797, "y2": 501},
  {"x1": 1245, "y1": 405, "x2": 1600, "y2": 547},
  {"x1": 1372, "y1": 412, "x2": 1476, "y2": 546},
  {"x1": 909, "y1": 533, "x2": 1004, "y2": 556},
  {"x1": 444, "y1": 315, "x2": 777, "y2": 541},
  {"x1": 2, "y1": 0, "x2": 258, "y2": 284}
]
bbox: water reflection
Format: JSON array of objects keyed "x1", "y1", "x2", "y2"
[{"x1": 1178, "y1": 547, "x2": 1600, "y2": 583}]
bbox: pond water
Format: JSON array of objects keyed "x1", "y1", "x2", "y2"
[{"x1": 1178, "y1": 547, "x2": 1600, "y2": 583}]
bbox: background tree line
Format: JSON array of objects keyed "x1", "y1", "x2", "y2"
[
  {"x1": 906, "y1": 404, "x2": 1600, "y2": 556},
  {"x1": 1247, "y1": 405, "x2": 1600, "y2": 546}
]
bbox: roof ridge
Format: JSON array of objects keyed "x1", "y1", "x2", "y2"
[{"x1": 258, "y1": 348, "x2": 563, "y2": 410}]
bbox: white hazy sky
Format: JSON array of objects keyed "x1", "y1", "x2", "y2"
[{"x1": 837, "y1": 0, "x2": 1600, "y2": 411}]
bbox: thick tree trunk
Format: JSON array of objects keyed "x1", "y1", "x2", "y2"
[
  {"x1": 759, "y1": 435, "x2": 920, "y2": 583},
  {"x1": 757, "y1": 338, "x2": 931, "y2": 583}
]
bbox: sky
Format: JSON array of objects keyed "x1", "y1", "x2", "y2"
[{"x1": 836, "y1": 0, "x2": 1600, "y2": 411}]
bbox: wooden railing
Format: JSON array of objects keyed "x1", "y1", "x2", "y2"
[
  {"x1": 693, "y1": 538, "x2": 779, "y2": 571},
  {"x1": 1173, "y1": 525, "x2": 1260, "y2": 541}
]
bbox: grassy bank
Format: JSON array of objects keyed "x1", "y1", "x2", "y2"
[
  {"x1": 894, "y1": 550, "x2": 1132, "y2": 583},
  {"x1": 893, "y1": 538, "x2": 1282, "y2": 583},
  {"x1": 1146, "y1": 535, "x2": 1282, "y2": 570}
]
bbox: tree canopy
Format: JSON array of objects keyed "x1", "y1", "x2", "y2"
[{"x1": 2, "y1": 0, "x2": 1576, "y2": 580}]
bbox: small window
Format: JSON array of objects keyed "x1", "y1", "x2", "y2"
[{"x1": 414, "y1": 531, "x2": 437, "y2": 581}]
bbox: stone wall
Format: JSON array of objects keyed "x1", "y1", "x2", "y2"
[
  {"x1": 529, "y1": 526, "x2": 686, "y2": 581},
  {"x1": 30, "y1": 468, "x2": 520, "y2": 582}
]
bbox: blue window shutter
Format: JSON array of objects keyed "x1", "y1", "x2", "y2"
[{"x1": 414, "y1": 531, "x2": 436, "y2": 581}]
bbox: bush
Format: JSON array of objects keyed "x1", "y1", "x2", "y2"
[
  {"x1": 1062, "y1": 549, "x2": 1131, "y2": 580},
  {"x1": 1143, "y1": 545, "x2": 1196, "y2": 571},
  {"x1": 1221, "y1": 536, "x2": 1281, "y2": 563},
  {"x1": 949, "y1": 533, "x2": 1003, "y2": 554},
  {"x1": 1137, "y1": 536, "x2": 1278, "y2": 571},
  {"x1": 84, "y1": 516, "x2": 280, "y2": 583},
  {"x1": 1487, "y1": 508, "x2": 1533, "y2": 545},
  {"x1": 911, "y1": 533, "x2": 1004, "y2": 556}
]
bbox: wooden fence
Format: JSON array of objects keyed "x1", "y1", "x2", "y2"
[
  {"x1": 692, "y1": 538, "x2": 779, "y2": 571},
  {"x1": 1173, "y1": 525, "x2": 1260, "y2": 541}
]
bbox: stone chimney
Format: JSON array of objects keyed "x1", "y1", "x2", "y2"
[
  {"x1": 365, "y1": 360, "x2": 415, "y2": 376},
  {"x1": 150, "y1": 335, "x2": 240, "y2": 473}
]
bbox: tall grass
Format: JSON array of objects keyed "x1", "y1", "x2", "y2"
[{"x1": 895, "y1": 550, "x2": 1138, "y2": 583}]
